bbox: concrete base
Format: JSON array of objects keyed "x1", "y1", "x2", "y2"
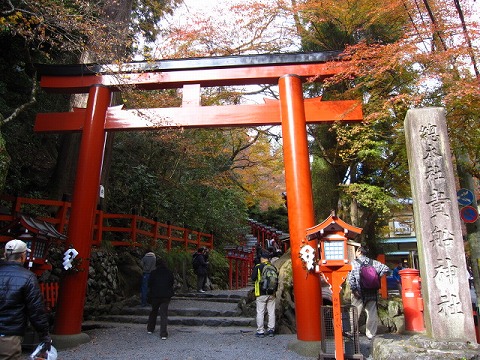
[
  {"x1": 287, "y1": 339, "x2": 321, "y2": 358},
  {"x1": 51, "y1": 333, "x2": 91, "y2": 350},
  {"x1": 373, "y1": 334, "x2": 480, "y2": 360}
]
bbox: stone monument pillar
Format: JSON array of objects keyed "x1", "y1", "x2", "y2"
[{"x1": 405, "y1": 107, "x2": 476, "y2": 343}]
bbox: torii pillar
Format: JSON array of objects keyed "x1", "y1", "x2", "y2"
[
  {"x1": 53, "y1": 85, "x2": 111, "y2": 335},
  {"x1": 279, "y1": 75, "x2": 320, "y2": 340},
  {"x1": 34, "y1": 52, "x2": 363, "y2": 342}
]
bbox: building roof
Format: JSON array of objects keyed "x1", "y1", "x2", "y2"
[{"x1": 0, "y1": 215, "x2": 66, "y2": 240}]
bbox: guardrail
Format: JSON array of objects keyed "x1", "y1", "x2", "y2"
[
  {"x1": 0, "y1": 195, "x2": 213, "y2": 250},
  {"x1": 39, "y1": 282, "x2": 59, "y2": 311},
  {"x1": 225, "y1": 245, "x2": 255, "y2": 289}
]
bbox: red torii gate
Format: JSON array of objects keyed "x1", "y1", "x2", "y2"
[{"x1": 34, "y1": 52, "x2": 363, "y2": 341}]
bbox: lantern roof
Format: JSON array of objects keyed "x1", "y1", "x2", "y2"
[
  {"x1": 305, "y1": 212, "x2": 362, "y2": 241},
  {"x1": 0, "y1": 215, "x2": 67, "y2": 241}
]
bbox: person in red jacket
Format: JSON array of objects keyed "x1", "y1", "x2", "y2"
[{"x1": 0, "y1": 239, "x2": 51, "y2": 359}]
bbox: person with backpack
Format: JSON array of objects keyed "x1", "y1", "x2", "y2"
[
  {"x1": 251, "y1": 250, "x2": 278, "y2": 338},
  {"x1": 347, "y1": 246, "x2": 389, "y2": 340}
]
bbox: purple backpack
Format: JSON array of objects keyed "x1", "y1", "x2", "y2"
[{"x1": 357, "y1": 258, "x2": 380, "y2": 290}]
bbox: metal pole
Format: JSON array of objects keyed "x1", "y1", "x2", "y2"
[
  {"x1": 53, "y1": 85, "x2": 110, "y2": 335},
  {"x1": 279, "y1": 75, "x2": 322, "y2": 341}
]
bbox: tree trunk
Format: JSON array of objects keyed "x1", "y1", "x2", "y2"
[
  {"x1": 47, "y1": 0, "x2": 133, "y2": 202},
  {"x1": 47, "y1": 92, "x2": 89, "y2": 200}
]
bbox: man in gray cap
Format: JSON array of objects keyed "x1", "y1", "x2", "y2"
[{"x1": 0, "y1": 239, "x2": 51, "y2": 359}]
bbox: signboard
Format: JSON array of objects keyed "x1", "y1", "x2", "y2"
[
  {"x1": 460, "y1": 206, "x2": 479, "y2": 223},
  {"x1": 457, "y1": 188, "x2": 474, "y2": 206}
]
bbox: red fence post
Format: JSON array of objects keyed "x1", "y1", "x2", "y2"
[
  {"x1": 183, "y1": 229, "x2": 189, "y2": 250},
  {"x1": 152, "y1": 218, "x2": 159, "y2": 249},
  {"x1": 235, "y1": 260, "x2": 239, "y2": 289},
  {"x1": 377, "y1": 254, "x2": 388, "y2": 299},
  {"x1": 228, "y1": 258, "x2": 233, "y2": 290},
  {"x1": 55, "y1": 200, "x2": 69, "y2": 234},
  {"x1": 131, "y1": 214, "x2": 138, "y2": 245},
  {"x1": 167, "y1": 223, "x2": 172, "y2": 251},
  {"x1": 93, "y1": 209, "x2": 104, "y2": 246}
]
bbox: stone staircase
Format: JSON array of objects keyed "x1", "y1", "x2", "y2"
[{"x1": 88, "y1": 288, "x2": 256, "y2": 328}]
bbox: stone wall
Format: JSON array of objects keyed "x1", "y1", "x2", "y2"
[{"x1": 43, "y1": 247, "x2": 143, "y2": 311}]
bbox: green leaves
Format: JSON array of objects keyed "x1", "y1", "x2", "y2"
[{"x1": 106, "y1": 129, "x2": 250, "y2": 247}]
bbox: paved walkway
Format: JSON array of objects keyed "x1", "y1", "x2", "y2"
[
  {"x1": 22, "y1": 287, "x2": 374, "y2": 359},
  {"x1": 46, "y1": 322, "x2": 373, "y2": 360}
]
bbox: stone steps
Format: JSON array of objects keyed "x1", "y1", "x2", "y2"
[
  {"x1": 108, "y1": 300, "x2": 242, "y2": 317},
  {"x1": 87, "y1": 288, "x2": 256, "y2": 329},
  {"x1": 173, "y1": 293, "x2": 243, "y2": 304},
  {"x1": 93, "y1": 314, "x2": 255, "y2": 327}
]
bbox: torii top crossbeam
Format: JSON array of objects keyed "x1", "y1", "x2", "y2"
[
  {"x1": 35, "y1": 51, "x2": 362, "y2": 132},
  {"x1": 36, "y1": 51, "x2": 345, "y2": 92}
]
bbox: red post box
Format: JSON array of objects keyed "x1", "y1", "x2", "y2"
[{"x1": 399, "y1": 268, "x2": 425, "y2": 332}]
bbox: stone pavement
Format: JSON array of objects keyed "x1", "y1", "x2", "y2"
[
  {"x1": 23, "y1": 286, "x2": 480, "y2": 359},
  {"x1": 46, "y1": 286, "x2": 374, "y2": 359}
]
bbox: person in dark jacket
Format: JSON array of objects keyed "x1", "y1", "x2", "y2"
[
  {"x1": 0, "y1": 239, "x2": 51, "y2": 359},
  {"x1": 147, "y1": 258, "x2": 174, "y2": 340},
  {"x1": 192, "y1": 248, "x2": 209, "y2": 293}
]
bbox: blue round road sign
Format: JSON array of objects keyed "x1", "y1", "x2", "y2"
[
  {"x1": 460, "y1": 206, "x2": 478, "y2": 223},
  {"x1": 457, "y1": 188, "x2": 474, "y2": 206}
]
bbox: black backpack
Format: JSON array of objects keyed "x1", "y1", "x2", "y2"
[{"x1": 192, "y1": 253, "x2": 200, "y2": 271}]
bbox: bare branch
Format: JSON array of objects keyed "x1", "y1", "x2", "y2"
[
  {"x1": 1, "y1": 75, "x2": 37, "y2": 126},
  {"x1": 452, "y1": 0, "x2": 480, "y2": 79},
  {"x1": 1, "y1": 0, "x2": 15, "y2": 15}
]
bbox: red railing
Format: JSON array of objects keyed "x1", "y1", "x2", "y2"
[
  {"x1": 225, "y1": 246, "x2": 255, "y2": 289},
  {"x1": 39, "y1": 282, "x2": 59, "y2": 311},
  {"x1": 0, "y1": 195, "x2": 213, "y2": 250},
  {"x1": 248, "y1": 219, "x2": 288, "y2": 253}
]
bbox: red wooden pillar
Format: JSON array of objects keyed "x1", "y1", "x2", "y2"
[
  {"x1": 228, "y1": 258, "x2": 233, "y2": 289},
  {"x1": 243, "y1": 259, "x2": 248, "y2": 287},
  {"x1": 377, "y1": 254, "x2": 388, "y2": 299},
  {"x1": 53, "y1": 85, "x2": 111, "y2": 335},
  {"x1": 241, "y1": 259, "x2": 244, "y2": 287},
  {"x1": 235, "y1": 260, "x2": 239, "y2": 289},
  {"x1": 279, "y1": 75, "x2": 321, "y2": 341}
]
